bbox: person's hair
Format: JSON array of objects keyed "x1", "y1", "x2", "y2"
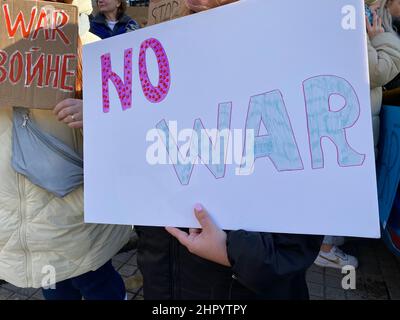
[
  {"x1": 75, "y1": 37, "x2": 83, "y2": 99},
  {"x1": 378, "y1": 0, "x2": 397, "y2": 34},
  {"x1": 365, "y1": 0, "x2": 379, "y2": 5},
  {"x1": 116, "y1": 0, "x2": 127, "y2": 20}
]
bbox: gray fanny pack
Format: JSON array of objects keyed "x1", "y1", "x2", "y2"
[{"x1": 12, "y1": 107, "x2": 83, "y2": 198}]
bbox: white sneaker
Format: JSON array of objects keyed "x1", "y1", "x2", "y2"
[{"x1": 314, "y1": 246, "x2": 358, "y2": 269}]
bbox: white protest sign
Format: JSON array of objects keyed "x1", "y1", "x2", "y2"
[{"x1": 83, "y1": 0, "x2": 380, "y2": 237}]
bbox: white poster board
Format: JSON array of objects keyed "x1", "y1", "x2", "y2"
[{"x1": 83, "y1": 0, "x2": 380, "y2": 237}]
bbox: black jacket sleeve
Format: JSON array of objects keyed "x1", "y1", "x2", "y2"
[{"x1": 227, "y1": 231, "x2": 323, "y2": 296}]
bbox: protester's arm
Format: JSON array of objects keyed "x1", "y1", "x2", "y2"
[
  {"x1": 368, "y1": 33, "x2": 400, "y2": 88},
  {"x1": 365, "y1": 12, "x2": 400, "y2": 88},
  {"x1": 166, "y1": 204, "x2": 323, "y2": 296},
  {"x1": 226, "y1": 230, "x2": 322, "y2": 295}
]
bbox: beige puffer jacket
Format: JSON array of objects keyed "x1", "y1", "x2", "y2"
[
  {"x1": 368, "y1": 31, "x2": 400, "y2": 153},
  {"x1": 0, "y1": 0, "x2": 131, "y2": 288}
]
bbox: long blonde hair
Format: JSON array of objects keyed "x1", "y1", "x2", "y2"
[{"x1": 378, "y1": 0, "x2": 397, "y2": 33}]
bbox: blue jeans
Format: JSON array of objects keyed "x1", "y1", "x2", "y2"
[{"x1": 42, "y1": 260, "x2": 126, "y2": 300}]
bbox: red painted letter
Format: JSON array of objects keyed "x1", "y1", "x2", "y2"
[
  {"x1": 3, "y1": 4, "x2": 37, "y2": 39},
  {"x1": 25, "y1": 49, "x2": 45, "y2": 87},
  {"x1": 45, "y1": 54, "x2": 61, "y2": 88},
  {"x1": 31, "y1": 8, "x2": 50, "y2": 41},
  {"x1": 9, "y1": 51, "x2": 23, "y2": 84},
  {"x1": 60, "y1": 54, "x2": 76, "y2": 91},
  {"x1": 0, "y1": 50, "x2": 8, "y2": 83},
  {"x1": 51, "y1": 11, "x2": 70, "y2": 46}
]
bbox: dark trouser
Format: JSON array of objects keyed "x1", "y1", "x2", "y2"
[{"x1": 42, "y1": 260, "x2": 126, "y2": 300}]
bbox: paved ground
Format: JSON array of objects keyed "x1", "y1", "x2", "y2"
[
  {"x1": 1, "y1": 238, "x2": 400, "y2": 300},
  {"x1": 0, "y1": 249, "x2": 143, "y2": 301},
  {"x1": 307, "y1": 238, "x2": 400, "y2": 300}
]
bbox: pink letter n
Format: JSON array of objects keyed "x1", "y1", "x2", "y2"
[{"x1": 100, "y1": 49, "x2": 133, "y2": 113}]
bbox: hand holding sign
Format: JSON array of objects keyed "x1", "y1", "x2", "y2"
[
  {"x1": 166, "y1": 204, "x2": 231, "y2": 267},
  {"x1": 366, "y1": 12, "x2": 384, "y2": 39},
  {"x1": 54, "y1": 98, "x2": 83, "y2": 129}
]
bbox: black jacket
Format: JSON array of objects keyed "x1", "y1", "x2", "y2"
[{"x1": 136, "y1": 226, "x2": 322, "y2": 300}]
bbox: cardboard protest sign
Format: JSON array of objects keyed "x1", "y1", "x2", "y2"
[
  {"x1": 147, "y1": 0, "x2": 190, "y2": 25},
  {"x1": 377, "y1": 105, "x2": 400, "y2": 228},
  {"x1": 126, "y1": 6, "x2": 149, "y2": 27},
  {"x1": 0, "y1": 0, "x2": 78, "y2": 109},
  {"x1": 83, "y1": 0, "x2": 380, "y2": 237}
]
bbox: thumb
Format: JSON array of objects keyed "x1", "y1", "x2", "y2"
[
  {"x1": 194, "y1": 203, "x2": 215, "y2": 231},
  {"x1": 366, "y1": 16, "x2": 372, "y2": 30},
  {"x1": 373, "y1": 12, "x2": 378, "y2": 27}
]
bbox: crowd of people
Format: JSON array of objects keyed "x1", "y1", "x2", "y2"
[{"x1": 0, "y1": 0, "x2": 399, "y2": 300}]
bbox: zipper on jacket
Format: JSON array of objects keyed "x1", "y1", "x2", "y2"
[
  {"x1": 22, "y1": 114, "x2": 29, "y2": 127},
  {"x1": 16, "y1": 172, "x2": 32, "y2": 287},
  {"x1": 21, "y1": 111, "x2": 83, "y2": 167}
]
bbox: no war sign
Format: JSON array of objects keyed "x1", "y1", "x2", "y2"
[
  {"x1": 83, "y1": 0, "x2": 380, "y2": 237},
  {"x1": 0, "y1": 0, "x2": 78, "y2": 109}
]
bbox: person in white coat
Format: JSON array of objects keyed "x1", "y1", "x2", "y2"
[
  {"x1": 0, "y1": 0, "x2": 132, "y2": 299},
  {"x1": 315, "y1": 0, "x2": 400, "y2": 270}
]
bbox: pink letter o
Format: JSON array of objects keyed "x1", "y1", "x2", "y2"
[{"x1": 139, "y1": 38, "x2": 170, "y2": 103}]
